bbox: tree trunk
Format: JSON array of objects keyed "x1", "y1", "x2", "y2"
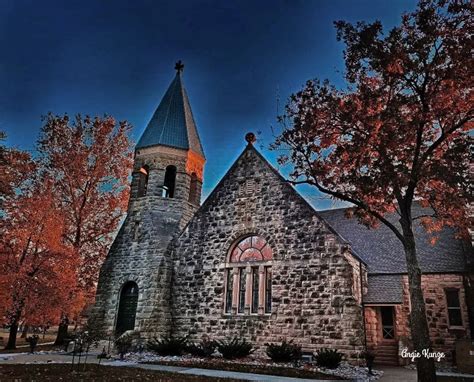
[
  {"x1": 5, "y1": 321, "x2": 19, "y2": 350},
  {"x1": 21, "y1": 324, "x2": 29, "y2": 338},
  {"x1": 54, "y1": 315, "x2": 69, "y2": 346},
  {"x1": 400, "y1": 216, "x2": 436, "y2": 382}
]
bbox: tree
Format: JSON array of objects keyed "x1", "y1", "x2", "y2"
[
  {"x1": 273, "y1": 1, "x2": 472, "y2": 381},
  {"x1": 0, "y1": 178, "x2": 77, "y2": 349},
  {"x1": 0, "y1": 132, "x2": 35, "y2": 203},
  {"x1": 37, "y1": 114, "x2": 133, "y2": 345}
]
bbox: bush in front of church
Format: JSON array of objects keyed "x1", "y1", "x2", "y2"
[
  {"x1": 115, "y1": 333, "x2": 133, "y2": 360},
  {"x1": 186, "y1": 339, "x2": 217, "y2": 358},
  {"x1": 147, "y1": 335, "x2": 188, "y2": 356},
  {"x1": 265, "y1": 340, "x2": 302, "y2": 363},
  {"x1": 216, "y1": 337, "x2": 254, "y2": 359},
  {"x1": 314, "y1": 348, "x2": 343, "y2": 369}
]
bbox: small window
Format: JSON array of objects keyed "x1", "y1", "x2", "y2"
[
  {"x1": 137, "y1": 166, "x2": 149, "y2": 197},
  {"x1": 446, "y1": 290, "x2": 462, "y2": 326},
  {"x1": 133, "y1": 222, "x2": 140, "y2": 241},
  {"x1": 189, "y1": 172, "x2": 198, "y2": 204},
  {"x1": 164, "y1": 165, "x2": 177, "y2": 198}
]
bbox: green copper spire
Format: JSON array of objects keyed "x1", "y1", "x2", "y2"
[{"x1": 136, "y1": 62, "x2": 205, "y2": 158}]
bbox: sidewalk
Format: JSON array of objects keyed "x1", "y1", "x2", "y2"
[
  {"x1": 0, "y1": 353, "x2": 346, "y2": 381},
  {"x1": 117, "y1": 362, "x2": 347, "y2": 382},
  {"x1": 378, "y1": 366, "x2": 416, "y2": 382}
]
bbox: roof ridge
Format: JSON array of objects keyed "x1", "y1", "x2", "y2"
[{"x1": 177, "y1": 142, "x2": 366, "y2": 265}]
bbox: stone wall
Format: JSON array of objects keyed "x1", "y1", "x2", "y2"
[
  {"x1": 419, "y1": 274, "x2": 471, "y2": 359},
  {"x1": 91, "y1": 144, "x2": 202, "y2": 339},
  {"x1": 171, "y1": 145, "x2": 365, "y2": 361},
  {"x1": 363, "y1": 273, "x2": 471, "y2": 364}
]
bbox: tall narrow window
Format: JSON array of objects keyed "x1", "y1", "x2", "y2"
[
  {"x1": 238, "y1": 268, "x2": 246, "y2": 313},
  {"x1": 137, "y1": 165, "x2": 149, "y2": 197},
  {"x1": 164, "y1": 165, "x2": 177, "y2": 198},
  {"x1": 189, "y1": 172, "x2": 198, "y2": 204},
  {"x1": 251, "y1": 267, "x2": 259, "y2": 313},
  {"x1": 224, "y1": 235, "x2": 272, "y2": 316},
  {"x1": 446, "y1": 289, "x2": 462, "y2": 326},
  {"x1": 225, "y1": 269, "x2": 233, "y2": 313},
  {"x1": 265, "y1": 267, "x2": 272, "y2": 313},
  {"x1": 133, "y1": 222, "x2": 140, "y2": 241}
]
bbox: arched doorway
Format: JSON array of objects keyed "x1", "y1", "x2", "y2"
[{"x1": 115, "y1": 281, "x2": 138, "y2": 335}]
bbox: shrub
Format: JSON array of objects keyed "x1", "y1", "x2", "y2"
[
  {"x1": 115, "y1": 333, "x2": 133, "y2": 360},
  {"x1": 314, "y1": 348, "x2": 343, "y2": 369},
  {"x1": 26, "y1": 334, "x2": 39, "y2": 353},
  {"x1": 187, "y1": 339, "x2": 217, "y2": 358},
  {"x1": 216, "y1": 337, "x2": 254, "y2": 360},
  {"x1": 265, "y1": 340, "x2": 302, "y2": 363},
  {"x1": 147, "y1": 335, "x2": 188, "y2": 356},
  {"x1": 361, "y1": 351, "x2": 375, "y2": 374}
]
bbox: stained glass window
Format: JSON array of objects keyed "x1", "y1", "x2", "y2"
[
  {"x1": 238, "y1": 269, "x2": 246, "y2": 313},
  {"x1": 265, "y1": 267, "x2": 272, "y2": 313},
  {"x1": 230, "y1": 235, "x2": 272, "y2": 263},
  {"x1": 251, "y1": 267, "x2": 259, "y2": 313},
  {"x1": 224, "y1": 235, "x2": 272, "y2": 316}
]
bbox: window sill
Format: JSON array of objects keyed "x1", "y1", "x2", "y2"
[
  {"x1": 448, "y1": 325, "x2": 465, "y2": 331},
  {"x1": 221, "y1": 313, "x2": 272, "y2": 319}
]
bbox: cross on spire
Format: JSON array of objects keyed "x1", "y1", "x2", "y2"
[{"x1": 175, "y1": 60, "x2": 184, "y2": 74}]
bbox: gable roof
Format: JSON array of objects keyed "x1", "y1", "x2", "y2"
[
  {"x1": 319, "y1": 206, "x2": 467, "y2": 274},
  {"x1": 181, "y1": 143, "x2": 365, "y2": 264},
  {"x1": 136, "y1": 72, "x2": 205, "y2": 158}
]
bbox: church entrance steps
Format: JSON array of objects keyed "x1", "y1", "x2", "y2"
[{"x1": 374, "y1": 342, "x2": 399, "y2": 366}]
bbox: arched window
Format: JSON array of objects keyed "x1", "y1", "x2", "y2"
[
  {"x1": 224, "y1": 235, "x2": 272, "y2": 315},
  {"x1": 163, "y1": 165, "x2": 177, "y2": 198},
  {"x1": 115, "y1": 281, "x2": 138, "y2": 335},
  {"x1": 137, "y1": 165, "x2": 149, "y2": 197},
  {"x1": 188, "y1": 172, "x2": 198, "y2": 204}
]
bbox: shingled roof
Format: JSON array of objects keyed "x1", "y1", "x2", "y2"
[
  {"x1": 136, "y1": 70, "x2": 205, "y2": 158},
  {"x1": 364, "y1": 275, "x2": 403, "y2": 304},
  {"x1": 319, "y1": 205, "x2": 467, "y2": 274}
]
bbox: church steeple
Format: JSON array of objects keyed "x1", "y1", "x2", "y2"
[{"x1": 136, "y1": 62, "x2": 205, "y2": 159}]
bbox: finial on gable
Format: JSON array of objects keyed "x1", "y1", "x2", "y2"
[
  {"x1": 245, "y1": 132, "x2": 256, "y2": 145},
  {"x1": 175, "y1": 60, "x2": 184, "y2": 74}
]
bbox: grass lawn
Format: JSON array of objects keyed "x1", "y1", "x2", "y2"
[
  {"x1": 144, "y1": 359, "x2": 342, "y2": 380},
  {"x1": 0, "y1": 364, "x2": 246, "y2": 381},
  {"x1": 0, "y1": 328, "x2": 60, "y2": 353},
  {"x1": 0, "y1": 343, "x2": 60, "y2": 354}
]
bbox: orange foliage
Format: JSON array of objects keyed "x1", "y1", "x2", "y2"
[
  {"x1": 37, "y1": 114, "x2": 133, "y2": 314},
  {"x1": 0, "y1": 179, "x2": 77, "y2": 327},
  {"x1": 274, "y1": 0, "x2": 472, "y2": 241}
]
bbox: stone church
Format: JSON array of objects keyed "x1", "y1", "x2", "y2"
[{"x1": 92, "y1": 64, "x2": 473, "y2": 365}]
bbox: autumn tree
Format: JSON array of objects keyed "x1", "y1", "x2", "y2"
[
  {"x1": 273, "y1": 1, "x2": 472, "y2": 381},
  {"x1": 0, "y1": 177, "x2": 77, "y2": 349},
  {"x1": 37, "y1": 114, "x2": 133, "y2": 345},
  {"x1": 0, "y1": 132, "x2": 35, "y2": 203}
]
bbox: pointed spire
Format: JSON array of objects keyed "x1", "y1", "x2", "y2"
[{"x1": 136, "y1": 62, "x2": 205, "y2": 158}]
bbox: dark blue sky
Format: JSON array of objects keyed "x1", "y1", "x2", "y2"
[{"x1": 0, "y1": 0, "x2": 416, "y2": 208}]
